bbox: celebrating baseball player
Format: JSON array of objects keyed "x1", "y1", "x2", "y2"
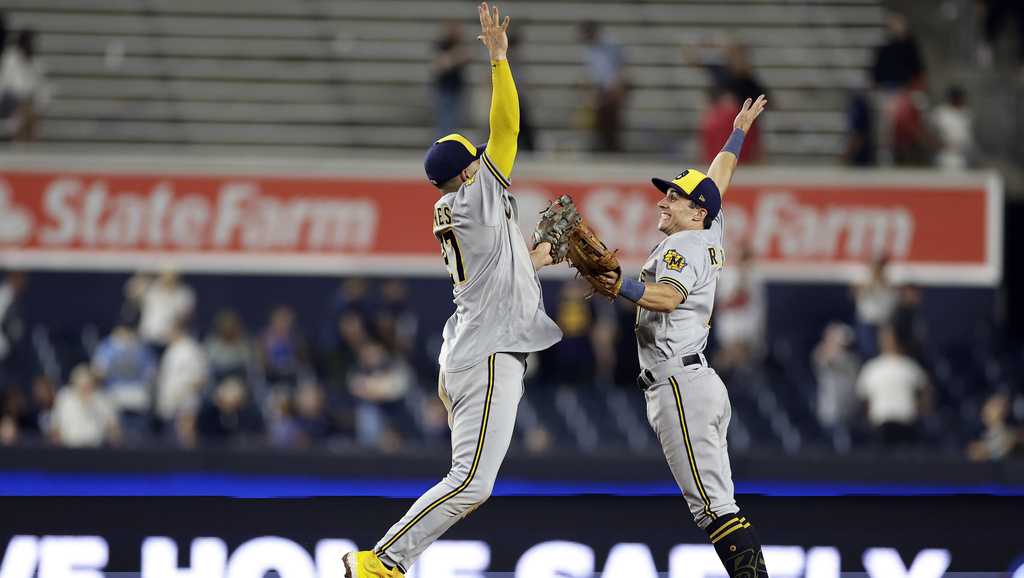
[
  {"x1": 343, "y1": 4, "x2": 562, "y2": 577},
  {"x1": 537, "y1": 95, "x2": 769, "y2": 577}
]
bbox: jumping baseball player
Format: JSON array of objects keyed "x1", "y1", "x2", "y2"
[
  {"x1": 343, "y1": 4, "x2": 562, "y2": 577},
  {"x1": 588, "y1": 95, "x2": 770, "y2": 578}
]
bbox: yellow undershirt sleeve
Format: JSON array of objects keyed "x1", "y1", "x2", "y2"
[{"x1": 483, "y1": 59, "x2": 518, "y2": 187}]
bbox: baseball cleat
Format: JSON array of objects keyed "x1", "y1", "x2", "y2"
[{"x1": 342, "y1": 551, "x2": 405, "y2": 578}]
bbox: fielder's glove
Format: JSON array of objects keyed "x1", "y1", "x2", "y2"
[
  {"x1": 533, "y1": 194, "x2": 622, "y2": 298},
  {"x1": 532, "y1": 194, "x2": 581, "y2": 264}
]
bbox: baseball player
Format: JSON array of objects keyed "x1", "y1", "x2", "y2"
[
  {"x1": 589, "y1": 95, "x2": 769, "y2": 578},
  {"x1": 343, "y1": 4, "x2": 562, "y2": 577}
]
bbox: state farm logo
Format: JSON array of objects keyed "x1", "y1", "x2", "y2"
[
  {"x1": 577, "y1": 188, "x2": 916, "y2": 261},
  {"x1": 0, "y1": 179, "x2": 34, "y2": 244},
  {"x1": 32, "y1": 178, "x2": 378, "y2": 252}
]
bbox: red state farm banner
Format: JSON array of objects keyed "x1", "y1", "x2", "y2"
[{"x1": 0, "y1": 164, "x2": 1001, "y2": 285}]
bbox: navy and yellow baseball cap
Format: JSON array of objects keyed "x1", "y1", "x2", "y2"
[
  {"x1": 424, "y1": 133, "x2": 486, "y2": 187},
  {"x1": 651, "y1": 169, "x2": 721, "y2": 228}
]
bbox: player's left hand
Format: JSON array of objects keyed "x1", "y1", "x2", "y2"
[
  {"x1": 733, "y1": 94, "x2": 767, "y2": 133},
  {"x1": 586, "y1": 269, "x2": 622, "y2": 298}
]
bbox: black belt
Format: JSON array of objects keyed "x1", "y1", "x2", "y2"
[{"x1": 637, "y1": 353, "x2": 703, "y2": 390}]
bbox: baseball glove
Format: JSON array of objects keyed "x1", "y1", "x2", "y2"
[
  {"x1": 567, "y1": 219, "x2": 622, "y2": 298},
  {"x1": 532, "y1": 194, "x2": 581, "y2": 264},
  {"x1": 532, "y1": 194, "x2": 622, "y2": 298}
]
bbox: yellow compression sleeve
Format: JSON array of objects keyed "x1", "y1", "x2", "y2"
[{"x1": 483, "y1": 59, "x2": 519, "y2": 185}]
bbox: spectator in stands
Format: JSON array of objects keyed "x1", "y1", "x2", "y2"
[
  {"x1": 204, "y1": 309, "x2": 253, "y2": 382},
  {"x1": 974, "y1": 0, "x2": 1024, "y2": 69},
  {"x1": 348, "y1": 340, "x2": 411, "y2": 451},
  {"x1": 49, "y1": 364, "x2": 121, "y2": 448},
  {"x1": 844, "y1": 91, "x2": 876, "y2": 166},
  {"x1": 851, "y1": 257, "x2": 899, "y2": 359},
  {"x1": 966, "y1": 391, "x2": 1020, "y2": 461},
  {"x1": 91, "y1": 323, "x2": 156, "y2": 436},
  {"x1": 319, "y1": 278, "x2": 373, "y2": 351},
  {"x1": 690, "y1": 39, "x2": 765, "y2": 162},
  {"x1": 194, "y1": 377, "x2": 263, "y2": 445},
  {"x1": 0, "y1": 28, "x2": 52, "y2": 142},
  {"x1": 260, "y1": 305, "x2": 308, "y2": 390},
  {"x1": 714, "y1": 245, "x2": 765, "y2": 371},
  {"x1": 433, "y1": 21, "x2": 471, "y2": 137},
  {"x1": 891, "y1": 284, "x2": 927, "y2": 362},
  {"x1": 813, "y1": 323, "x2": 861, "y2": 432},
  {"x1": 374, "y1": 280, "x2": 417, "y2": 359},
  {"x1": 548, "y1": 280, "x2": 596, "y2": 386},
  {"x1": 139, "y1": 269, "x2": 195, "y2": 352},
  {"x1": 119, "y1": 272, "x2": 151, "y2": 327},
  {"x1": 932, "y1": 86, "x2": 975, "y2": 170},
  {"x1": 579, "y1": 20, "x2": 628, "y2": 152},
  {"x1": 890, "y1": 88, "x2": 934, "y2": 166},
  {"x1": 289, "y1": 380, "x2": 341, "y2": 448},
  {"x1": 856, "y1": 326, "x2": 931, "y2": 446},
  {"x1": 870, "y1": 13, "x2": 925, "y2": 91},
  {"x1": 0, "y1": 271, "x2": 28, "y2": 386},
  {"x1": 325, "y1": 311, "x2": 369, "y2": 393},
  {"x1": 155, "y1": 321, "x2": 208, "y2": 428}
]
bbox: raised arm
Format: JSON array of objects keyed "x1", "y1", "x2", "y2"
[
  {"x1": 706, "y1": 94, "x2": 767, "y2": 199},
  {"x1": 477, "y1": 2, "x2": 519, "y2": 182}
]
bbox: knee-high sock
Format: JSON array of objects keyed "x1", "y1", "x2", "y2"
[{"x1": 705, "y1": 512, "x2": 769, "y2": 578}]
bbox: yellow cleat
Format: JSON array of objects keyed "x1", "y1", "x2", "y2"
[{"x1": 342, "y1": 551, "x2": 405, "y2": 578}]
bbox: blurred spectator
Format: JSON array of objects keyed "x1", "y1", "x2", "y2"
[
  {"x1": 890, "y1": 89, "x2": 934, "y2": 166},
  {"x1": 966, "y1": 391, "x2": 1020, "y2": 461},
  {"x1": 931, "y1": 86, "x2": 975, "y2": 170},
  {"x1": 155, "y1": 322, "x2": 208, "y2": 426},
  {"x1": 974, "y1": 0, "x2": 1024, "y2": 68},
  {"x1": 548, "y1": 280, "x2": 596, "y2": 386},
  {"x1": 91, "y1": 323, "x2": 156, "y2": 434},
  {"x1": 433, "y1": 21, "x2": 470, "y2": 137},
  {"x1": 194, "y1": 377, "x2": 263, "y2": 445},
  {"x1": 139, "y1": 269, "x2": 195, "y2": 351},
  {"x1": 813, "y1": 323, "x2": 861, "y2": 431},
  {"x1": 49, "y1": 364, "x2": 121, "y2": 447},
  {"x1": 844, "y1": 91, "x2": 876, "y2": 166},
  {"x1": 204, "y1": 309, "x2": 254, "y2": 382},
  {"x1": 325, "y1": 312, "x2": 370, "y2": 392},
  {"x1": 0, "y1": 271, "x2": 29, "y2": 384},
  {"x1": 0, "y1": 28, "x2": 52, "y2": 142},
  {"x1": 260, "y1": 305, "x2": 309, "y2": 390},
  {"x1": 320, "y1": 278, "x2": 374, "y2": 351},
  {"x1": 714, "y1": 245, "x2": 764, "y2": 371},
  {"x1": 851, "y1": 257, "x2": 899, "y2": 359},
  {"x1": 375, "y1": 280, "x2": 418, "y2": 358},
  {"x1": 507, "y1": 26, "x2": 537, "y2": 151},
  {"x1": 590, "y1": 302, "x2": 618, "y2": 385},
  {"x1": 690, "y1": 40, "x2": 765, "y2": 162},
  {"x1": 1, "y1": 375, "x2": 55, "y2": 444},
  {"x1": 700, "y1": 89, "x2": 739, "y2": 164},
  {"x1": 348, "y1": 341, "x2": 411, "y2": 450},
  {"x1": 856, "y1": 326, "x2": 931, "y2": 446},
  {"x1": 579, "y1": 21, "x2": 628, "y2": 152},
  {"x1": 288, "y1": 381, "x2": 341, "y2": 448},
  {"x1": 870, "y1": 13, "x2": 925, "y2": 90},
  {"x1": 119, "y1": 272, "x2": 151, "y2": 327},
  {"x1": 891, "y1": 285, "x2": 927, "y2": 361}
]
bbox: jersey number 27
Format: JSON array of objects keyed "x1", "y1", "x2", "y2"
[{"x1": 437, "y1": 229, "x2": 467, "y2": 285}]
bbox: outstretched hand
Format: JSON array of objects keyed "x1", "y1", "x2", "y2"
[
  {"x1": 733, "y1": 94, "x2": 768, "y2": 133},
  {"x1": 477, "y1": 2, "x2": 510, "y2": 61}
]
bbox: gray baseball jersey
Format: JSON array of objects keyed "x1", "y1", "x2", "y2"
[
  {"x1": 636, "y1": 211, "x2": 726, "y2": 370},
  {"x1": 432, "y1": 153, "x2": 562, "y2": 372}
]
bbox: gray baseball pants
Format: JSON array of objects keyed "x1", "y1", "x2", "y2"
[
  {"x1": 643, "y1": 357, "x2": 740, "y2": 529},
  {"x1": 374, "y1": 352, "x2": 524, "y2": 571}
]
